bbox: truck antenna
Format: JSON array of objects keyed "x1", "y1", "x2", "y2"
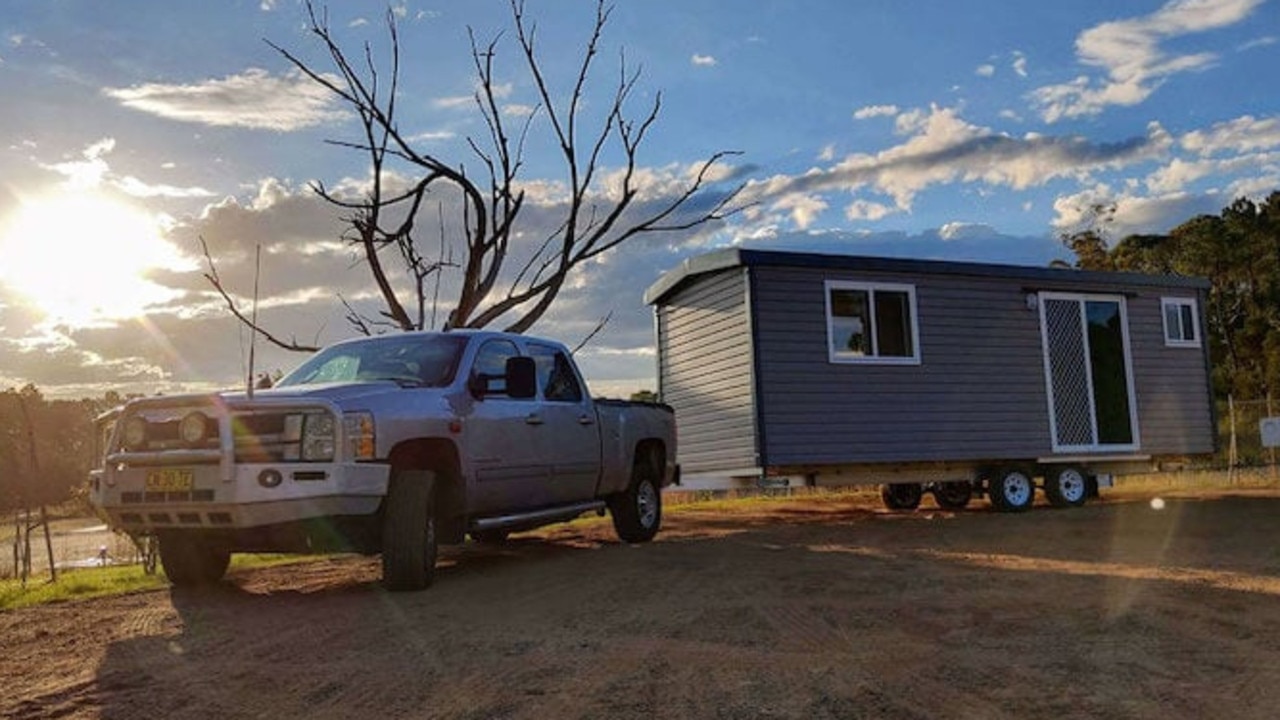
[{"x1": 247, "y1": 243, "x2": 262, "y2": 399}]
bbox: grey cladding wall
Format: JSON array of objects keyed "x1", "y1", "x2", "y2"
[
  {"x1": 656, "y1": 267, "x2": 759, "y2": 473},
  {"x1": 749, "y1": 265, "x2": 1214, "y2": 467},
  {"x1": 752, "y1": 265, "x2": 1052, "y2": 466}
]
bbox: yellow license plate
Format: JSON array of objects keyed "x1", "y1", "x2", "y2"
[{"x1": 146, "y1": 469, "x2": 194, "y2": 492}]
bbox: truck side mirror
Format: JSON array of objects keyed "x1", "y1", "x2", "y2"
[{"x1": 505, "y1": 356, "x2": 537, "y2": 399}]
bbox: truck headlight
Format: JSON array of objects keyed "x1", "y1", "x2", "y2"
[
  {"x1": 179, "y1": 411, "x2": 210, "y2": 444},
  {"x1": 344, "y1": 412, "x2": 376, "y2": 461},
  {"x1": 122, "y1": 416, "x2": 147, "y2": 450},
  {"x1": 301, "y1": 413, "x2": 336, "y2": 461}
]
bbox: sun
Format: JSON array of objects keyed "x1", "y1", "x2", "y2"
[{"x1": 0, "y1": 191, "x2": 188, "y2": 326}]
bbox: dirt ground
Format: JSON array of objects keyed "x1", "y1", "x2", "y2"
[{"x1": 3, "y1": 487, "x2": 1279, "y2": 720}]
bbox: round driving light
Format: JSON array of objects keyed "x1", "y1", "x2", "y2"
[
  {"x1": 258, "y1": 469, "x2": 283, "y2": 488},
  {"x1": 179, "y1": 411, "x2": 209, "y2": 444},
  {"x1": 123, "y1": 417, "x2": 147, "y2": 450}
]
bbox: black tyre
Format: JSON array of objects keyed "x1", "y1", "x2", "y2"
[
  {"x1": 381, "y1": 469, "x2": 438, "y2": 591},
  {"x1": 158, "y1": 534, "x2": 230, "y2": 587},
  {"x1": 988, "y1": 467, "x2": 1035, "y2": 513},
  {"x1": 610, "y1": 452, "x2": 662, "y2": 543},
  {"x1": 881, "y1": 483, "x2": 923, "y2": 511},
  {"x1": 470, "y1": 528, "x2": 510, "y2": 544},
  {"x1": 932, "y1": 481, "x2": 973, "y2": 510},
  {"x1": 1044, "y1": 465, "x2": 1089, "y2": 508}
]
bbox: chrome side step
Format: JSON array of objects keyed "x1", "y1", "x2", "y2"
[{"x1": 470, "y1": 500, "x2": 607, "y2": 534}]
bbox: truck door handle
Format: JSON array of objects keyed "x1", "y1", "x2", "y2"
[
  {"x1": 578, "y1": 415, "x2": 595, "y2": 425},
  {"x1": 525, "y1": 414, "x2": 544, "y2": 425}
]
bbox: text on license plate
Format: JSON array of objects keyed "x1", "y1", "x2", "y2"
[{"x1": 146, "y1": 469, "x2": 194, "y2": 492}]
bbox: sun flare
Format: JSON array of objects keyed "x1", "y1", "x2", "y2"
[{"x1": 0, "y1": 191, "x2": 188, "y2": 325}]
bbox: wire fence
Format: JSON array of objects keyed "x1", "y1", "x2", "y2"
[{"x1": 1217, "y1": 395, "x2": 1279, "y2": 474}]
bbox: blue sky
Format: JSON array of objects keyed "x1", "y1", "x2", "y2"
[{"x1": 0, "y1": 0, "x2": 1277, "y2": 398}]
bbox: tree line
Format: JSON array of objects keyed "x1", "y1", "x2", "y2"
[
  {"x1": 0, "y1": 386, "x2": 119, "y2": 514},
  {"x1": 1063, "y1": 191, "x2": 1280, "y2": 399}
]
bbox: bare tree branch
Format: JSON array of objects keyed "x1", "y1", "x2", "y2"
[
  {"x1": 199, "y1": 237, "x2": 320, "y2": 353},
  {"x1": 206, "y1": 0, "x2": 745, "y2": 347}
]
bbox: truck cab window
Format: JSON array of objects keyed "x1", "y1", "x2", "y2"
[{"x1": 529, "y1": 345, "x2": 584, "y2": 402}]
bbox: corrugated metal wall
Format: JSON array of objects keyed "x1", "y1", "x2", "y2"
[
  {"x1": 751, "y1": 265, "x2": 1214, "y2": 466},
  {"x1": 752, "y1": 265, "x2": 1051, "y2": 466},
  {"x1": 656, "y1": 268, "x2": 760, "y2": 473}
]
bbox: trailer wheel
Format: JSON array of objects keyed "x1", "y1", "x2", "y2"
[
  {"x1": 1045, "y1": 466, "x2": 1089, "y2": 508},
  {"x1": 988, "y1": 468, "x2": 1035, "y2": 512},
  {"x1": 932, "y1": 481, "x2": 972, "y2": 510},
  {"x1": 381, "y1": 469, "x2": 439, "y2": 591},
  {"x1": 881, "y1": 483, "x2": 923, "y2": 511},
  {"x1": 158, "y1": 534, "x2": 230, "y2": 587},
  {"x1": 610, "y1": 451, "x2": 663, "y2": 543}
]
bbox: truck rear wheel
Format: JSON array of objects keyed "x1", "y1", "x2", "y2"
[
  {"x1": 1045, "y1": 466, "x2": 1089, "y2": 508},
  {"x1": 881, "y1": 483, "x2": 923, "y2": 510},
  {"x1": 610, "y1": 452, "x2": 662, "y2": 543},
  {"x1": 988, "y1": 467, "x2": 1035, "y2": 512},
  {"x1": 381, "y1": 469, "x2": 438, "y2": 591},
  {"x1": 158, "y1": 534, "x2": 230, "y2": 587}
]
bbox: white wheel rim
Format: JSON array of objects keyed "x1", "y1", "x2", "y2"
[
  {"x1": 637, "y1": 481, "x2": 659, "y2": 528},
  {"x1": 1058, "y1": 469, "x2": 1086, "y2": 503},
  {"x1": 1003, "y1": 473, "x2": 1032, "y2": 506}
]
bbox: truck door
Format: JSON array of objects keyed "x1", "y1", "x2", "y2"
[
  {"x1": 466, "y1": 339, "x2": 551, "y2": 513},
  {"x1": 528, "y1": 343, "x2": 604, "y2": 504}
]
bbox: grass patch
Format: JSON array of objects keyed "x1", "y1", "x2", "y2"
[
  {"x1": 0, "y1": 553, "x2": 319, "y2": 611},
  {"x1": 0, "y1": 564, "x2": 167, "y2": 611}
]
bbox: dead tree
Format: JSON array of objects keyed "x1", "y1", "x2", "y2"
[{"x1": 206, "y1": 0, "x2": 743, "y2": 347}]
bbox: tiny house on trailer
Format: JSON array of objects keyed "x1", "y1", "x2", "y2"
[{"x1": 644, "y1": 248, "x2": 1215, "y2": 511}]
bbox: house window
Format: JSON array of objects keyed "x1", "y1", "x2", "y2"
[
  {"x1": 825, "y1": 280, "x2": 920, "y2": 364},
  {"x1": 1161, "y1": 297, "x2": 1200, "y2": 347}
]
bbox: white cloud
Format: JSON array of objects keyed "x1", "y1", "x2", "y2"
[
  {"x1": 818, "y1": 145, "x2": 836, "y2": 162},
  {"x1": 743, "y1": 105, "x2": 1169, "y2": 223},
  {"x1": 1181, "y1": 114, "x2": 1280, "y2": 155},
  {"x1": 938, "y1": 221, "x2": 997, "y2": 241},
  {"x1": 975, "y1": 64, "x2": 996, "y2": 77},
  {"x1": 772, "y1": 193, "x2": 828, "y2": 229},
  {"x1": 1031, "y1": 0, "x2": 1265, "y2": 122},
  {"x1": 691, "y1": 54, "x2": 717, "y2": 67},
  {"x1": 853, "y1": 104, "x2": 898, "y2": 120},
  {"x1": 45, "y1": 138, "x2": 115, "y2": 188},
  {"x1": 845, "y1": 200, "x2": 895, "y2": 222},
  {"x1": 1238, "y1": 35, "x2": 1276, "y2": 51},
  {"x1": 1012, "y1": 51, "x2": 1028, "y2": 77},
  {"x1": 405, "y1": 129, "x2": 457, "y2": 143},
  {"x1": 1051, "y1": 184, "x2": 1226, "y2": 237},
  {"x1": 502, "y1": 103, "x2": 537, "y2": 117},
  {"x1": 105, "y1": 68, "x2": 348, "y2": 131}
]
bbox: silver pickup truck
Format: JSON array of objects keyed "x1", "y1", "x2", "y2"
[{"x1": 89, "y1": 330, "x2": 679, "y2": 591}]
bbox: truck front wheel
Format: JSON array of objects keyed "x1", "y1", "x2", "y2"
[
  {"x1": 381, "y1": 469, "x2": 438, "y2": 591},
  {"x1": 158, "y1": 534, "x2": 230, "y2": 587},
  {"x1": 610, "y1": 454, "x2": 662, "y2": 543}
]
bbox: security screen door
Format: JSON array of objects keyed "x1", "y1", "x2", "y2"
[{"x1": 1039, "y1": 294, "x2": 1139, "y2": 451}]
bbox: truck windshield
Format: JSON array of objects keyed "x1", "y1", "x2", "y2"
[{"x1": 276, "y1": 334, "x2": 468, "y2": 389}]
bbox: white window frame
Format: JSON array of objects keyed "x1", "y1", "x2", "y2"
[
  {"x1": 1161, "y1": 297, "x2": 1201, "y2": 348},
  {"x1": 824, "y1": 280, "x2": 921, "y2": 365}
]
